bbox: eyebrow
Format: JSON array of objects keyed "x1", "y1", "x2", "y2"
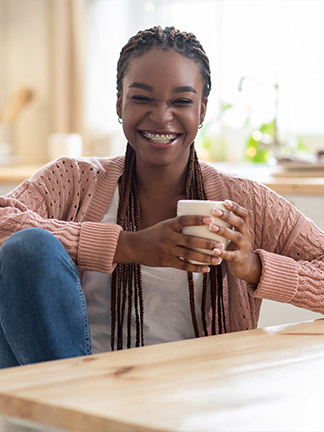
[
  {"x1": 129, "y1": 82, "x2": 153, "y2": 91},
  {"x1": 173, "y1": 86, "x2": 197, "y2": 94},
  {"x1": 128, "y1": 82, "x2": 197, "y2": 94}
]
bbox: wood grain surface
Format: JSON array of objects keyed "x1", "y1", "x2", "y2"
[{"x1": 1, "y1": 319, "x2": 324, "y2": 432}]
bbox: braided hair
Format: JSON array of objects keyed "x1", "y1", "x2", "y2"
[
  {"x1": 117, "y1": 26, "x2": 211, "y2": 99},
  {"x1": 111, "y1": 26, "x2": 225, "y2": 351}
]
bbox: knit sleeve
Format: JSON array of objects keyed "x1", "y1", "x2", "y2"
[
  {"x1": 249, "y1": 184, "x2": 324, "y2": 314},
  {"x1": 0, "y1": 158, "x2": 123, "y2": 274}
]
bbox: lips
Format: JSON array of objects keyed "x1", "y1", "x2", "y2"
[{"x1": 141, "y1": 131, "x2": 179, "y2": 144}]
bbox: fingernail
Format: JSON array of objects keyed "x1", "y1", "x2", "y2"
[
  {"x1": 213, "y1": 248, "x2": 222, "y2": 255},
  {"x1": 203, "y1": 217, "x2": 214, "y2": 225},
  {"x1": 212, "y1": 208, "x2": 223, "y2": 216},
  {"x1": 209, "y1": 223, "x2": 219, "y2": 232},
  {"x1": 211, "y1": 257, "x2": 221, "y2": 264},
  {"x1": 202, "y1": 266, "x2": 210, "y2": 273},
  {"x1": 225, "y1": 200, "x2": 233, "y2": 208}
]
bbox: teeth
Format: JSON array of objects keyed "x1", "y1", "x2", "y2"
[{"x1": 142, "y1": 131, "x2": 177, "y2": 144}]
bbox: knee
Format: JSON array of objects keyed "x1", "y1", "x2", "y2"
[
  {"x1": 0, "y1": 228, "x2": 80, "y2": 302},
  {"x1": 0, "y1": 228, "x2": 59, "y2": 269}
]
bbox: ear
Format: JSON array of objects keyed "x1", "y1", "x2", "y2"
[
  {"x1": 200, "y1": 98, "x2": 208, "y2": 124},
  {"x1": 116, "y1": 92, "x2": 123, "y2": 119}
]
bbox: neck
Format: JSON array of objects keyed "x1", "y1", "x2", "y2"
[
  {"x1": 134, "y1": 160, "x2": 189, "y2": 228},
  {"x1": 135, "y1": 159, "x2": 188, "y2": 198}
]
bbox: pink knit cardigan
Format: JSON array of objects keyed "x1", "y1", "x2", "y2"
[{"x1": 1, "y1": 155, "x2": 324, "y2": 332}]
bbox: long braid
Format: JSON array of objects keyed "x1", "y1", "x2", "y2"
[
  {"x1": 111, "y1": 26, "x2": 225, "y2": 350},
  {"x1": 184, "y1": 146, "x2": 226, "y2": 337},
  {"x1": 133, "y1": 175, "x2": 145, "y2": 347},
  {"x1": 111, "y1": 143, "x2": 226, "y2": 349},
  {"x1": 111, "y1": 145, "x2": 144, "y2": 350}
]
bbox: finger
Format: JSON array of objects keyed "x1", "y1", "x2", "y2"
[
  {"x1": 172, "y1": 215, "x2": 213, "y2": 232},
  {"x1": 215, "y1": 248, "x2": 243, "y2": 263},
  {"x1": 209, "y1": 223, "x2": 244, "y2": 246},
  {"x1": 212, "y1": 206, "x2": 247, "y2": 233},
  {"x1": 175, "y1": 256, "x2": 211, "y2": 273},
  {"x1": 224, "y1": 200, "x2": 249, "y2": 220},
  {"x1": 176, "y1": 232, "x2": 221, "y2": 251},
  {"x1": 175, "y1": 246, "x2": 222, "y2": 266},
  {"x1": 212, "y1": 208, "x2": 244, "y2": 232}
]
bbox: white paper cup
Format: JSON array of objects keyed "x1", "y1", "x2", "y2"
[{"x1": 177, "y1": 200, "x2": 231, "y2": 265}]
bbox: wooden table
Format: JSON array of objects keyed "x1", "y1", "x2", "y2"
[{"x1": 1, "y1": 319, "x2": 324, "y2": 432}]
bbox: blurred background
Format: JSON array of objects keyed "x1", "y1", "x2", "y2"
[
  {"x1": 0, "y1": 0, "x2": 323, "y2": 165},
  {"x1": 1, "y1": 0, "x2": 324, "y2": 327}
]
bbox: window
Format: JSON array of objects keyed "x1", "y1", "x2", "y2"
[{"x1": 85, "y1": 0, "x2": 324, "y2": 157}]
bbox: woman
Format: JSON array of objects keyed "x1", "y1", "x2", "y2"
[{"x1": 1, "y1": 26, "x2": 323, "y2": 368}]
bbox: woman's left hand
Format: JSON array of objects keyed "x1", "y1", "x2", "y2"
[{"x1": 209, "y1": 200, "x2": 261, "y2": 285}]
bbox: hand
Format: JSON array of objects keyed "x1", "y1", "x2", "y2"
[
  {"x1": 114, "y1": 215, "x2": 224, "y2": 273},
  {"x1": 209, "y1": 200, "x2": 261, "y2": 284}
]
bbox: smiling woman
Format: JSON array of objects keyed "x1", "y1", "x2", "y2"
[{"x1": 1, "y1": 24, "x2": 324, "y2": 369}]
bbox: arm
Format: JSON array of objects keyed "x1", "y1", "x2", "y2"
[
  {"x1": 250, "y1": 184, "x2": 324, "y2": 313},
  {"x1": 0, "y1": 158, "x2": 122, "y2": 274},
  {"x1": 207, "y1": 174, "x2": 324, "y2": 314},
  {"x1": 253, "y1": 215, "x2": 324, "y2": 313}
]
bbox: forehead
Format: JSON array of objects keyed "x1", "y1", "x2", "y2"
[{"x1": 124, "y1": 48, "x2": 203, "y2": 92}]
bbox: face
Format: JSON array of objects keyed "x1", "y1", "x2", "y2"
[{"x1": 117, "y1": 48, "x2": 207, "y2": 170}]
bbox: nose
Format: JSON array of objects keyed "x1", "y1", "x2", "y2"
[{"x1": 148, "y1": 102, "x2": 173, "y2": 124}]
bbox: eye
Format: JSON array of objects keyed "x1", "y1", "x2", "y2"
[
  {"x1": 131, "y1": 95, "x2": 151, "y2": 103},
  {"x1": 173, "y1": 98, "x2": 193, "y2": 106}
]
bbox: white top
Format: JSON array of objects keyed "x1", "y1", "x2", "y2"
[{"x1": 82, "y1": 187, "x2": 205, "y2": 353}]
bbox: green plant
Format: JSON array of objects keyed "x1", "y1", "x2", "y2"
[{"x1": 245, "y1": 119, "x2": 275, "y2": 163}]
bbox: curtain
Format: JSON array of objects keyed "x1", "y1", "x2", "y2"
[
  {"x1": 0, "y1": 0, "x2": 86, "y2": 164},
  {"x1": 48, "y1": 0, "x2": 85, "y2": 137}
]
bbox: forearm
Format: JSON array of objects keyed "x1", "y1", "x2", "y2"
[
  {"x1": 113, "y1": 230, "x2": 139, "y2": 264},
  {"x1": 244, "y1": 252, "x2": 262, "y2": 285}
]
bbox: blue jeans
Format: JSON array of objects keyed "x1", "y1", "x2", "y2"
[{"x1": 0, "y1": 228, "x2": 91, "y2": 368}]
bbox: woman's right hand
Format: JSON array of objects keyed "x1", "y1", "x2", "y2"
[{"x1": 113, "y1": 215, "x2": 223, "y2": 273}]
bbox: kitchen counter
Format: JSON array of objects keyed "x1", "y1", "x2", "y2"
[
  {"x1": 0, "y1": 165, "x2": 41, "y2": 184},
  {"x1": 215, "y1": 162, "x2": 324, "y2": 195},
  {"x1": 1, "y1": 163, "x2": 324, "y2": 195}
]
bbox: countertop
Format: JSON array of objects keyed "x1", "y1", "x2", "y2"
[
  {"x1": 215, "y1": 162, "x2": 324, "y2": 195},
  {"x1": 1, "y1": 163, "x2": 324, "y2": 195},
  {"x1": 0, "y1": 165, "x2": 41, "y2": 184}
]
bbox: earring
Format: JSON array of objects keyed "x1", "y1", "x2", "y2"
[
  {"x1": 198, "y1": 122, "x2": 203, "y2": 129},
  {"x1": 118, "y1": 117, "x2": 123, "y2": 124}
]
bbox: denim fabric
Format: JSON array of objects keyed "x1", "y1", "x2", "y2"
[{"x1": 0, "y1": 228, "x2": 91, "y2": 368}]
